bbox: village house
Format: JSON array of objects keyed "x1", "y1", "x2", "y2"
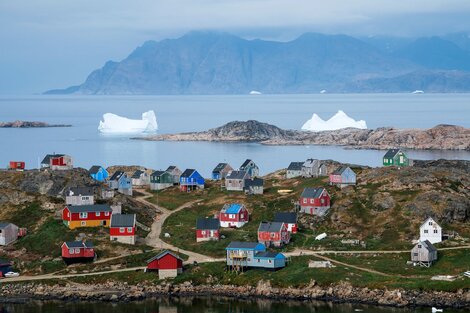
[
  {"x1": 212, "y1": 163, "x2": 234, "y2": 180},
  {"x1": 100, "y1": 187, "x2": 115, "y2": 199},
  {"x1": 166, "y1": 165, "x2": 182, "y2": 185},
  {"x1": 274, "y1": 212, "x2": 298, "y2": 233},
  {"x1": 65, "y1": 187, "x2": 94, "y2": 206},
  {"x1": 146, "y1": 250, "x2": 183, "y2": 279},
  {"x1": 131, "y1": 170, "x2": 150, "y2": 187},
  {"x1": 286, "y1": 162, "x2": 303, "y2": 179},
  {"x1": 329, "y1": 166, "x2": 356, "y2": 188},
  {"x1": 244, "y1": 177, "x2": 264, "y2": 195},
  {"x1": 225, "y1": 170, "x2": 250, "y2": 191},
  {"x1": 110, "y1": 214, "x2": 137, "y2": 245},
  {"x1": 240, "y1": 159, "x2": 259, "y2": 177},
  {"x1": 108, "y1": 171, "x2": 133, "y2": 196},
  {"x1": 61, "y1": 240, "x2": 95, "y2": 264},
  {"x1": 196, "y1": 217, "x2": 220, "y2": 242},
  {"x1": 180, "y1": 169, "x2": 205, "y2": 192},
  {"x1": 299, "y1": 187, "x2": 331, "y2": 216},
  {"x1": 301, "y1": 159, "x2": 327, "y2": 177},
  {"x1": 383, "y1": 149, "x2": 410, "y2": 167},
  {"x1": 8, "y1": 161, "x2": 25, "y2": 171},
  {"x1": 89, "y1": 165, "x2": 109, "y2": 182},
  {"x1": 411, "y1": 240, "x2": 438, "y2": 267},
  {"x1": 0, "y1": 222, "x2": 19, "y2": 246},
  {"x1": 258, "y1": 221, "x2": 290, "y2": 247},
  {"x1": 0, "y1": 259, "x2": 12, "y2": 278},
  {"x1": 225, "y1": 242, "x2": 286, "y2": 272},
  {"x1": 150, "y1": 170, "x2": 173, "y2": 191},
  {"x1": 420, "y1": 217, "x2": 442, "y2": 244},
  {"x1": 41, "y1": 154, "x2": 73, "y2": 170},
  {"x1": 62, "y1": 204, "x2": 112, "y2": 229},
  {"x1": 219, "y1": 203, "x2": 249, "y2": 228}
]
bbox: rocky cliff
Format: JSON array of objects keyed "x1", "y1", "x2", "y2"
[
  {"x1": 0, "y1": 121, "x2": 71, "y2": 128},
  {"x1": 140, "y1": 121, "x2": 470, "y2": 150}
]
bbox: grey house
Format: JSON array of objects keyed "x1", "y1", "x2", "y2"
[
  {"x1": 166, "y1": 166, "x2": 182, "y2": 185},
  {"x1": 212, "y1": 163, "x2": 234, "y2": 180},
  {"x1": 109, "y1": 171, "x2": 133, "y2": 196},
  {"x1": 0, "y1": 222, "x2": 18, "y2": 246},
  {"x1": 131, "y1": 170, "x2": 150, "y2": 187},
  {"x1": 244, "y1": 178, "x2": 264, "y2": 195},
  {"x1": 225, "y1": 170, "x2": 251, "y2": 191},
  {"x1": 301, "y1": 159, "x2": 327, "y2": 177},
  {"x1": 411, "y1": 240, "x2": 438, "y2": 267},
  {"x1": 65, "y1": 187, "x2": 94, "y2": 206},
  {"x1": 240, "y1": 159, "x2": 259, "y2": 177},
  {"x1": 286, "y1": 162, "x2": 303, "y2": 179}
]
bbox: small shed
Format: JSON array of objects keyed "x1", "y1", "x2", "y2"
[
  {"x1": 166, "y1": 166, "x2": 182, "y2": 185},
  {"x1": 301, "y1": 159, "x2": 327, "y2": 177},
  {"x1": 110, "y1": 214, "x2": 136, "y2": 245},
  {"x1": 0, "y1": 222, "x2": 19, "y2": 246},
  {"x1": 146, "y1": 250, "x2": 183, "y2": 279},
  {"x1": 150, "y1": 170, "x2": 173, "y2": 190},
  {"x1": 244, "y1": 177, "x2": 264, "y2": 195},
  {"x1": 225, "y1": 170, "x2": 250, "y2": 191},
  {"x1": 131, "y1": 170, "x2": 150, "y2": 187},
  {"x1": 329, "y1": 166, "x2": 356, "y2": 188},
  {"x1": 411, "y1": 240, "x2": 437, "y2": 267},
  {"x1": 41, "y1": 154, "x2": 73, "y2": 170},
  {"x1": 8, "y1": 161, "x2": 25, "y2": 171},
  {"x1": 196, "y1": 217, "x2": 220, "y2": 242},
  {"x1": 286, "y1": 162, "x2": 303, "y2": 179},
  {"x1": 420, "y1": 217, "x2": 442, "y2": 244},
  {"x1": 383, "y1": 149, "x2": 410, "y2": 167},
  {"x1": 212, "y1": 163, "x2": 234, "y2": 180},
  {"x1": 61, "y1": 241, "x2": 95, "y2": 264},
  {"x1": 89, "y1": 165, "x2": 109, "y2": 182}
]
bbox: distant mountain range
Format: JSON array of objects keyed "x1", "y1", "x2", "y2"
[{"x1": 46, "y1": 31, "x2": 470, "y2": 94}]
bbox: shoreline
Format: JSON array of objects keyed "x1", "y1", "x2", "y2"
[{"x1": 1, "y1": 281, "x2": 469, "y2": 308}]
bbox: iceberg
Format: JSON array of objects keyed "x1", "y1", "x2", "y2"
[
  {"x1": 301, "y1": 110, "x2": 367, "y2": 132},
  {"x1": 249, "y1": 90, "x2": 262, "y2": 95},
  {"x1": 98, "y1": 110, "x2": 158, "y2": 133}
]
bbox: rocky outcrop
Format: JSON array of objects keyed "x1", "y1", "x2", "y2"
[
  {"x1": 0, "y1": 121, "x2": 71, "y2": 128},
  {"x1": 1, "y1": 281, "x2": 469, "y2": 308},
  {"x1": 139, "y1": 121, "x2": 470, "y2": 150}
]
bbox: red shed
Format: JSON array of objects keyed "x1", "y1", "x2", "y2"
[
  {"x1": 8, "y1": 161, "x2": 25, "y2": 171},
  {"x1": 146, "y1": 250, "x2": 183, "y2": 279},
  {"x1": 61, "y1": 241, "x2": 95, "y2": 264},
  {"x1": 299, "y1": 187, "x2": 331, "y2": 216},
  {"x1": 196, "y1": 217, "x2": 220, "y2": 242}
]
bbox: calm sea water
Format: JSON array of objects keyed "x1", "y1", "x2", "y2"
[
  {"x1": 0, "y1": 94, "x2": 469, "y2": 175},
  {"x1": 0, "y1": 297, "x2": 466, "y2": 313}
]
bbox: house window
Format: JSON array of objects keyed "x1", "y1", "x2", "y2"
[
  {"x1": 67, "y1": 212, "x2": 70, "y2": 217},
  {"x1": 241, "y1": 214, "x2": 244, "y2": 219},
  {"x1": 257, "y1": 259, "x2": 260, "y2": 263},
  {"x1": 96, "y1": 212, "x2": 100, "y2": 217},
  {"x1": 69, "y1": 249, "x2": 74, "y2": 254},
  {"x1": 418, "y1": 245, "x2": 422, "y2": 249},
  {"x1": 268, "y1": 260, "x2": 272, "y2": 264},
  {"x1": 81, "y1": 196, "x2": 89, "y2": 201},
  {"x1": 429, "y1": 222, "x2": 432, "y2": 226},
  {"x1": 81, "y1": 221, "x2": 86, "y2": 226},
  {"x1": 75, "y1": 249, "x2": 80, "y2": 253},
  {"x1": 321, "y1": 198, "x2": 325, "y2": 204},
  {"x1": 434, "y1": 230, "x2": 438, "y2": 234},
  {"x1": 79, "y1": 212, "x2": 88, "y2": 219},
  {"x1": 127, "y1": 227, "x2": 133, "y2": 233},
  {"x1": 229, "y1": 214, "x2": 234, "y2": 219},
  {"x1": 201, "y1": 230, "x2": 206, "y2": 235},
  {"x1": 413, "y1": 253, "x2": 418, "y2": 256},
  {"x1": 105, "y1": 212, "x2": 110, "y2": 216},
  {"x1": 119, "y1": 227, "x2": 125, "y2": 233},
  {"x1": 424, "y1": 230, "x2": 428, "y2": 233},
  {"x1": 303, "y1": 199, "x2": 307, "y2": 204}
]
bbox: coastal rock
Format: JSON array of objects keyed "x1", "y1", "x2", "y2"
[{"x1": 0, "y1": 121, "x2": 71, "y2": 128}]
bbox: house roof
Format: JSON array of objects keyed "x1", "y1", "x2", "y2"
[
  {"x1": 65, "y1": 204, "x2": 112, "y2": 213},
  {"x1": 41, "y1": 154, "x2": 64, "y2": 164},
  {"x1": 111, "y1": 214, "x2": 136, "y2": 228},
  {"x1": 151, "y1": 170, "x2": 166, "y2": 177},
  {"x1": 131, "y1": 170, "x2": 145, "y2": 179},
  {"x1": 287, "y1": 162, "x2": 303, "y2": 171},
  {"x1": 226, "y1": 241, "x2": 265, "y2": 250},
  {"x1": 181, "y1": 169, "x2": 196, "y2": 178},
  {"x1": 244, "y1": 177, "x2": 264, "y2": 187},
  {"x1": 384, "y1": 149, "x2": 402, "y2": 159},
  {"x1": 420, "y1": 217, "x2": 441, "y2": 229},
  {"x1": 332, "y1": 166, "x2": 351, "y2": 175},
  {"x1": 89, "y1": 165, "x2": 104, "y2": 174},
  {"x1": 301, "y1": 187, "x2": 326, "y2": 199},
  {"x1": 303, "y1": 158, "x2": 319, "y2": 167},
  {"x1": 255, "y1": 251, "x2": 285, "y2": 259},
  {"x1": 258, "y1": 221, "x2": 285, "y2": 232},
  {"x1": 0, "y1": 222, "x2": 14, "y2": 229},
  {"x1": 274, "y1": 212, "x2": 297, "y2": 224},
  {"x1": 166, "y1": 165, "x2": 177, "y2": 171},
  {"x1": 222, "y1": 203, "x2": 244, "y2": 214},
  {"x1": 196, "y1": 217, "x2": 219, "y2": 230},
  {"x1": 66, "y1": 187, "x2": 94, "y2": 197},
  {"x1": 240, "y1": 159, "x2": 255, "y2": 169},
  {"x1": 416, "y1": 240, "x2": 437, "y2": 253},
  {"x1": 147, "y1": 250, "x2": 183, "y2": 264},
  {"x1": 109, "y1": 171, "x2": 124, "y2": 181},
  {"x1": 213, "y1": 163, "x2": 228, "y2": 173},
  {"x1": 64, "y1": 241, "x2": 94, "y2": 249},
  {"x1": 226, "y1": 170, "x2": 249, "y2": 180}
]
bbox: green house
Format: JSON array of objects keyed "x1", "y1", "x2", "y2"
[
  {"x1": 150, "y1": 170, "x2": 174, "y2": 191},
  {"x1": 383, "y1": 149, "x2": 409, "y2": 167}
]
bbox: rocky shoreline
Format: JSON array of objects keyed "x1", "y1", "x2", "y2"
[
  {"x1": 137, "y1": 120, "x2": 470, "y2": 151},
  {"x1": 0, "y1": 120, "x2": 71, "y2": 128},
  {"x1": 1, "y1": 281, "x2": 469, "y2": 308}
]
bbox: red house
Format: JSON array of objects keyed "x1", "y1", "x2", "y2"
[
  {"x1": 274, "y1": 212, "x2": 298, "y2": 234},
  {"x1": 110, "y1": 214, "x2": 136, "y2": 245},
  {"x1": 257, "y1": 221, "x2": 290, "y2": 247},
  {"x1": 61, "y1": 241, "x2": 95, "y2": 264},
  {"x1": 146, "y1": 250, "x2": 183, "y2": 279},
  {"x1": 299, "y1": 187, "x2": 331, "y2": 216},
  {"x1": 219, "y1": 203, "x2": 249, "y2": 228},
  {"x1": 8, "y1": 161, "x2": 25, "y2": 171},
  {"x1": 41, "y1": 154, "x2": 73, "y2": 170},
  {"x1": 196, "y1": 217, "x2": 220, "y2": 242}
]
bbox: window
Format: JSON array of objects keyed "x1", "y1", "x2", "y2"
[
  {"x1": 310, "y1": 199, "x2": 314, "y2": 204},
  {"x1": 79, "y1": 212, "x2": 88, "y2": 219},
  {"x1": 418, "y1": 245, "x2": 422, "y2": 249},
  {"x1": 201, "y1": 230, "x2": 206, "y2": 235},
  {"x1": 268, "y1": 260, "x2": 272, "y2": 264},
  {"x1": 257, "y1": 259, "x2": 260, "y2": 263},
  {"x1": 127, "y1": 227, "x2": 133, "y2": 233},
  {"x1": 105, "y1": 212, "x2": 110, "y2": 216},
  {"x1": 424, "y1": 230, "x2": 428, "y2": 233},
  {"x1": 119, "y1": 227, "x2": 125, "y2": 233},
  {"x1": 229, "y1": 214, "x2": 234, "y2": 219},
  {"x1": 69, "y1": 249, "x2": 74, "y2": 254},
  {"x1": 241, "y1": 214, "x2": 244, "y2": 219},
  {"x1": 81, "y1": 196, "x2": 89, "y2": 201},
  {"x1": 413, "y1": 253, "x2": 418, "y2": 256},
  {"x1": 321, "y1": 198, "x2": 325, "y2": 204},
  {"x1": 429, "y1": 222, "x2": 432, "y2": 226},
  {"x1": 96, "y1": 212, "x2": 100, "y2": 217},
  {"x1": 81, "y1": 221, "x2": 86, "y2": 226},
  {"x1": 303, "y1": 199, "x2": 307, "y2": 204},
  {"x1": 434, "y1": 230, "x2": 438, "y2": 234},
  {"x1": 75, "y1": 249, "x2": 80, "y2": 253},
  {"x1": 67, "y1": 212, "x2": 70, "y2": 217}
]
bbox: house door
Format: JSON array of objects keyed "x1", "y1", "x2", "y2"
[
  {"x1": 210, "y1": 230, "x2": 215, "y2": 237},
  {"x1": 399, "y1": 156, "x2": 404, "y2": 164}
]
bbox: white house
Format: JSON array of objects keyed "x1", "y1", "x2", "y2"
[{"x1": 419, "y1": 217, "x2": 442, "y2": 244}]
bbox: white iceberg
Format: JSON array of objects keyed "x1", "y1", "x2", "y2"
[
  {"x1": 249, "y1": 90, "x2": 262, "y2": 95},
  {"x1": 301, "y1": 110, "x2": 367, "y2": 132},
  {"x1": 98, "y1": 110, "x2": 158, "y2": 133}
]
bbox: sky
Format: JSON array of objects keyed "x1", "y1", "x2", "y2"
[{"x1": 2, "y1": 0, "x2": 470, "y2": 94}]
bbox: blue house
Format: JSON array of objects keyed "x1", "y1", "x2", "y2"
[
  {"x1": 180, "y1": 169, "x2": 205, "y2": 192},
  {"x1": 109, "y1": 171, "x2": 133, "y2": 196},
  {"x1": 0, "y1": 259, "x2": 12, "y2": 277},
  {"x1": 89, "y1": 165, "x2": 109, "y2": 182},
  {"x1": 226, "y1": 241, "x2": 286, "y2": 272}
]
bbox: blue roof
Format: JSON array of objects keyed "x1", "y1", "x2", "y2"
[
  {"x1": 255, "y1": 252, "x2": 286, "y2": 260},
  {"x1": 226, "y1": 241, "x2": 266, "y2": 251},
  {"x1": 225, "y1": 203, "x2": 242, "y2": 214}
]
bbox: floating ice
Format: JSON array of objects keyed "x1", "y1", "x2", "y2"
[
  {"x1": 249, "y1": 90, "x2": 262, "y2": 95},
  {"x1": 98, "y1": 110, "x2": 158, "y2": 133},
  {"x1": 412, "y1": 90, "x2": 424, "y2": 94},
  {"x1": 301, "y1": 110, "x2": 367, "y2": 132}
]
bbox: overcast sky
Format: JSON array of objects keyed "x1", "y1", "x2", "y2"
[{"x1": 2, "y1": 0, "x2": 470, "y2": 94}]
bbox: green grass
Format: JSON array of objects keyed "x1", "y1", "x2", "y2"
[{"x1": 8, "y1": 202, "x2": 43, "y2": 229}]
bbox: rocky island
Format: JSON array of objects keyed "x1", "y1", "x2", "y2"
[
  {"x1": 0, "y1": 121, "x2": 71, "y2": 128},
  {"x1": 138, "y1": 120, "x2": 470, "y2": 150}
]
